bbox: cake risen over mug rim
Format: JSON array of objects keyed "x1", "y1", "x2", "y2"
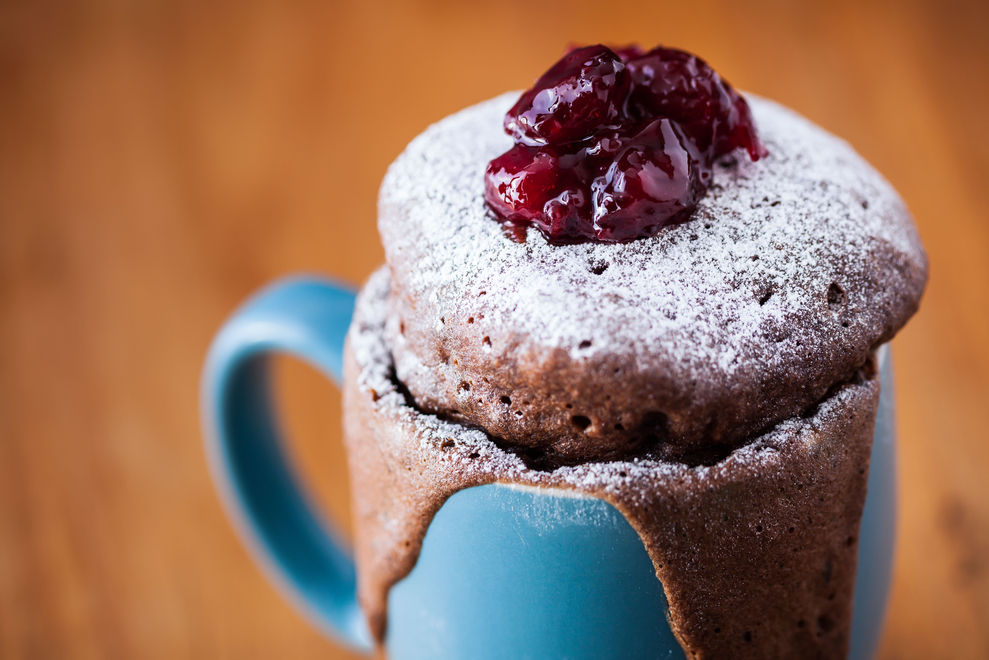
[{"x1": 379, "y1": 92, "x2": 927, "y2": 464}]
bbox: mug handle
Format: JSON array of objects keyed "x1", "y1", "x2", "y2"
[{"x1": 201, "y1": 276, "x2": 372, "y2": 653}]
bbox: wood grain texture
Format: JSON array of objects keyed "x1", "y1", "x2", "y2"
[{"x1": 0, "y1": 0, "x2": 986, "y2": 658}]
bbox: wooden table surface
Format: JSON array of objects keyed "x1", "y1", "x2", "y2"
[{"x1": 1, "y1": 1, "x2": 987, "y2": 657}]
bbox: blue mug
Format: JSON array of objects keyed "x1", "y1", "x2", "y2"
[{"x1": 202, "y1": 277, "x2": 896, "y2": 659}]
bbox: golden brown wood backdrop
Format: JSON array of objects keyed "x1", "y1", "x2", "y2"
[{"x1": 1, "y1": 0, "x2": 987, "y2": 657}]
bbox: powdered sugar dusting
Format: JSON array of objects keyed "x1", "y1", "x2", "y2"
[{"x1": 378, "y1": 92, "x2": 926, "y2": 381}]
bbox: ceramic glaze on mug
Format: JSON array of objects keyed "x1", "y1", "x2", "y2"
[{"x1": 202, "y1": 277, "x2": 895, "y2": 659}]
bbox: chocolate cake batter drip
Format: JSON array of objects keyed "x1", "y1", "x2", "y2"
[{"x1": 343, "y1": 270, "x2": 879, "y2": 658}]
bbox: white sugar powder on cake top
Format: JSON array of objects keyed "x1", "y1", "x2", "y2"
[{"x1": 379, "y1": 92, "x2": 922, "y2": 370}]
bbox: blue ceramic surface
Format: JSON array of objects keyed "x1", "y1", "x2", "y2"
[{"x1": 202, "y1": 277, "x2": 896, "y2": 659}]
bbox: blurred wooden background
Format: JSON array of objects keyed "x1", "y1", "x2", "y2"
[{"x1": 1, "y1": 0, "x2": 987, "y2": 657}]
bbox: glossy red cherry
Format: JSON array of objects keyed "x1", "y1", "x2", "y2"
[
  {"x1": 625, "y1": 47, "x2": 766, "y2": 160},
  {"x1": 591, "y1": 119, "x2": 710, "y2": 241},
  {"x1": 540, "y1": 187, "x2": 594, "y2": 242},
  {"x1": 484, "y1": 145, "x2": 560, "y2": 223},
  {"x1": 504, "y1": 45, "x2": 630, "y2": 146}
]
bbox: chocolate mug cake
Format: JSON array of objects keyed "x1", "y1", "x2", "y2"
[
  {"x1": 342, "y1": 45, "x2": 927, "y2": 657},
  {"x1": 202, "y1": 43, "x2": 927, "y2": 660}
]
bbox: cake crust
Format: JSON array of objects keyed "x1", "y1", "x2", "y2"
[{"x1": 379, "y1": 93, "x2": 927, "y2": 463}]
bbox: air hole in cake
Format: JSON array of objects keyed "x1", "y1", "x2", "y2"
[
  {"x1": 817, "y1": 615, "x2": 835, "y2": 634},
  {"x1": 751, "y1": 254, "x2": 759, "y2": 261},
  {"x1": 841, "y1": 321, "x2": 849, "y2": 328},
  {"x1": 571, "y1": 415, "x2": 592, "y2": 431},
  {"x1": 500, "y1": 395, "x2": 511, "y2": 405},
  {"x1": 744, "y1": 631, "x2": 753, "y2": 643},
  {"x1": 797, "y1": 620, "x2": 806, "y2": 629},
  {"x1": 578, "y1": 340, "x2": 592, "y2": 349},
  {"x1": 565, "y1": 403, "x2": 573, "y2": 409},
  {"x1": 512, "y1": 446, "x2": 553, "y2": 472},
  {"x1": 636, "y1": 410, "x2": 672, "y2": 454},
  {"x1": 482, "y1": 336, "x2": 491, "y2": 348},
  {"x1": 758, "y1": 288, "x2": 774, "y2": 306},
  {"x1": 641, "y1": 410, "x2": 669, "y2": 434},
  {"x1": 589, "y1": 261, "x2": 609, "y2": 275},
  {"x1": 827, "y1": 282, "x2": 846, "y2": 308},
  {"x1": 614, "y1": 423, "x2": 625, "y2": 431},
  {"x1": 689, "y1": 234, "x2": 698, "y2": 241},
  {"x1": 439, "y1": 317, "x2": 445, "y2": 325},
  {"x1": 861, "y1": 200, "x2": 869, "y2": 210},
  {"x1": 458, "y1": 381, "x2": 471, "y2": 393},
  {"x1": 440, "y1": 439, "x2": 454, "y2": 450}
]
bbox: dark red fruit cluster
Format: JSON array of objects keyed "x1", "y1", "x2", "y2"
[{"x1": 485, "y1": 45, "x2": 767, "y2": 244}]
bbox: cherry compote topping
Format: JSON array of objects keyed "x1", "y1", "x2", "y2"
[
  {"x1": 504, "y1": 45, "x2": 630, "y2": 147},
  {"x1": 485, "y1": 44, "x2": 766, "y2": 244}
]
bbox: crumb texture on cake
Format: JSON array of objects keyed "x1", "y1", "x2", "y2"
[
  {"x1": 378, "y1": 92, "x2": 927, "y2": 463},
  {"x1": 344, "y1": 269, "x2": 878, "y2": 659}
]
